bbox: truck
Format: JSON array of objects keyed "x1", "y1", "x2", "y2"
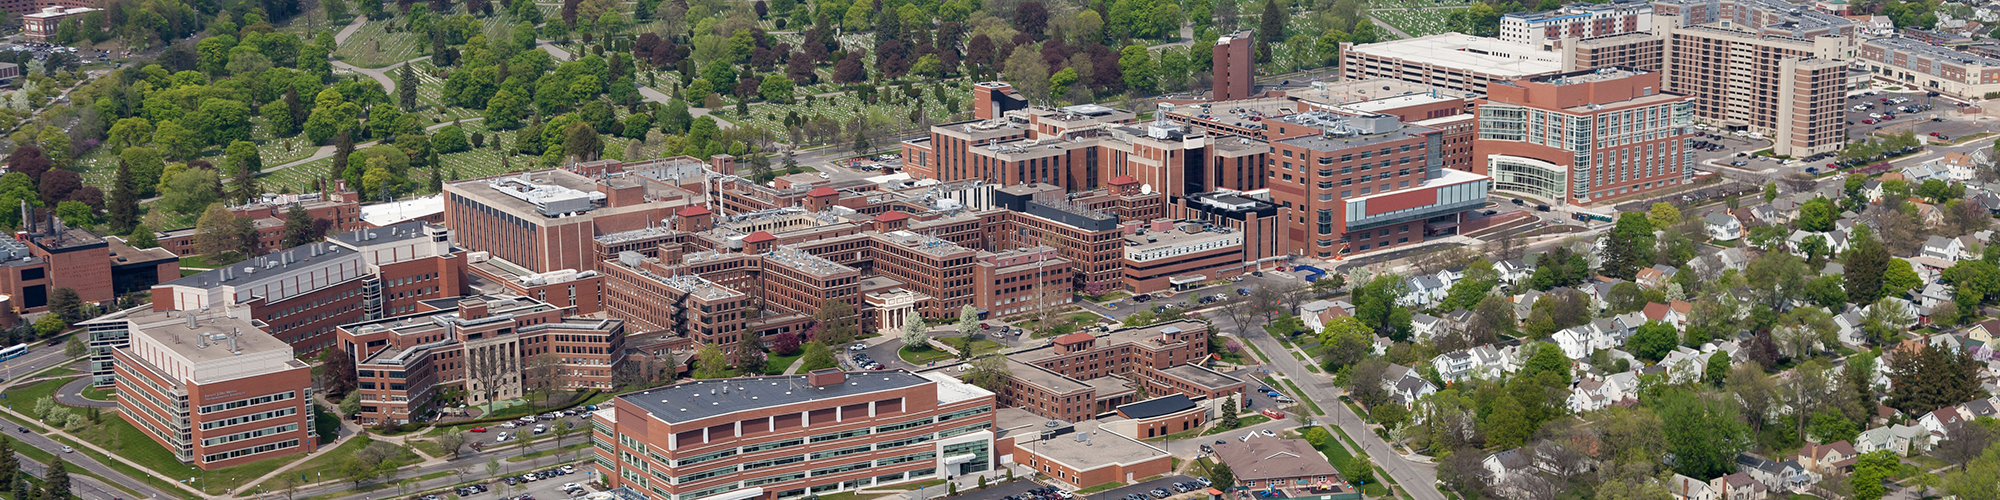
[{"x1": 1573, "y1": 213, "x2": 1613, "y2": 223}]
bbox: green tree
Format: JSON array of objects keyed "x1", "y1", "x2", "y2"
[
  {"x1": 1648, "y1": 202, "x2": 1682, "y2": 229},
  {"x1": 1810, "y1": 408, "x2": 1860, "y2": 444},
  {"x1": 1657, "y1": 389, "x2": 1749, "y2": 480},
  {"x1": 44, "y1": 457, "x2": 68, "y2": 500},
  {"x1": 1884, "y1": 258, "x2": 1924, "y2": 298},
  {"x1": 1205, "y1": 461, "x2": 1234, "y2": 489},
  {"x1": 1846, "y1": 224, "x2": 1889, "y2": 304},
  {"x1": 1318, "y1": 316, "x2": 1374, "y2": 369},
  {"x1": 1603, "y1": 213, "x2": 1656, "y2": 279},
  {"x1": 399, "y1": 64, "x2": 419, "y2": 110},
  {"x1": 1797, "y1": 197, "x2": 1839, "y2": 232},
  {"x1": 281, "y1": 205, "x2": 318, "y2": 248},
  {"x1": 195, "y1": 203, "x2": 255, "y2": 257},
  {"x1": 1703, "y1": 351, "x2": 1730, "y2": 386},
  {"x1": 1119, "y1": 45, "x2": 1155, "y2": 92},
  {"x1": 1352, "y1": 275, "x2": 1413, "y2": 340},
  {"x1": 693, "y1": 343, "x2": 729, "y2": 378},
  {"x1": 798, "y1": 341, "x2": 836, "y2": 371},
  {"x1": 1629, "y1": 320, "x2": 1679, "y2": 362},
  {"x1": 1850, "y1": 451, "x2": 1901, "y2": 500},
  {"x1": 0, "y1": 436, "x2": 15, "y2": 489}
]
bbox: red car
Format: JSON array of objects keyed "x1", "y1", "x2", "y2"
[
  {"x1": 1862, "y1": 119, "x2": 1876, "y2": 124},
  {"x1": 471, "y1": 427, "x2": 488, "y2": 433},
  {"x1": 1882, "y1": 114, "x2": 1895, "y2": 120}
]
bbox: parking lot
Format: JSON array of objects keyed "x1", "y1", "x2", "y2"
[
  {"x1": 454, "y1": 464, "x2": 594, "y2": 500},
  {"x1": 1081, "y1": 475, "x2": 1200, "y2": 500},
  {"x1": 1226, "y1": 368, "x2": 1298, "y2": 413},
  {"x1": 934, "y1": 479, "x2": 1046, "y2": 500},
  {"x1": 448, "y1": 408, "x2": 598, "y2": 456}
]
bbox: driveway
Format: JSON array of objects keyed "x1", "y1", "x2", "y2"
[{"x1": 54, "y1": 376, "x2": 114, "y2": 408}]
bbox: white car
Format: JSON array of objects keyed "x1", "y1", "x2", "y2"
[
  {"x1": 501, "y1": 422, "x2": 518, "y2": 428},
  {"x1": 1260, "y1": 429, "x2": 1276, "y2": 437},
  {"x1": 495, "y1": 433, "x2": 513, "y2": 443},
  {"x1": 562, "y1": 483, "x2": 581, "y2": 491},
  {"x1": 59, "y1": 446, "x2": 71, "y2": 453},
  {"x1": 849, "y1": 343, "x2": 867, "y2": 351},
  {"x1": 1870, "y1": 113, "x2": 1883, "y2": 119}
]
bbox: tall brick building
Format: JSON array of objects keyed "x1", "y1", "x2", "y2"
[
  {"x1": 1213, "y1": 30, "x2": 1256, "y2": 101},
  {"x1": 591, "y1": 370, "x2": 998, "y2": 500},
  {"x1": 89, "y1": 307, "x2": 319, "y2": 469},
  {"x1": 1474, "y1": 68, "x2": 1697, "y2": 205}
]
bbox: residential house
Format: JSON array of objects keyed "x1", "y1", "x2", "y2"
[
  {"x1": 1835, "y1": 308, "x2": 1867, "y2": 346},
  {"x1": 1904, "y1": 161, "x2": 1954, "y2": 183},
  {"x1": 1923, "y1": 235, "x2": 1967, "y2": 262},
  {"x1": 1636, "y1": 265, "x2": 1679, "y2": 289},
  {"x1": 1669, "y1": 474, "x2": 1718, "y2": 500},
  {"x1": 1919, "y1": 406, "x2": 1967, "y2": 439},
  {"x1": 1495, "y1": 258, "x2": 1533, "y2": 284},
  {"x1": 1412, "y1": 313, "x2": 1444, "y2": 342},
  {"x1": 1717, "y1": 248, "x2": 1750, "y2": 271},
  {"x1": 1299, "y1": 300, "x2": 1351, "y2": 333},
  {"x1": 1434, "y1": 350, "x2": 1478, "y2": 383},
  {"x1": 1642, "y1": 302, "x2": 1688, "y2": 327},
  {"x1": 1514, "y1": 290, "x2": 1546, "y2": 321},
  {"x1": 1482, "y1": 448, "x2": 1533, "y2": 484},
  {"x1": 1706, "y1": 212, "x2": 1743, "y2": 241},
  {"x1": 1796, "y1": 441, "x2": 1857, "y2": 475},
  {"x1": 1917, "y1": 284, "x2": 1955, "y2": 314},
  {"x1": 1735, "y1": 453, "x2": 1816, "y2": 493},
  {"x1": 1913, "y1": 202, "x2": 1945, "y2": 228},
  {"x1": 1381, "y1": 363, "x2": 1438, "y2": 407},
  {"x1": 1855, "y1": 424, "x2": 1930, "y2": 456},
  {"x1": 1974, "y1": 192, "x2": 2000, "y2": 215},
  {"x1": 1403, "y1": 275, "x2": 1449, "y2": 307},
  {"x1": 1749, "y1": 204, "x2": 1788, "y2": 226},
  {"x1": 1940, "y1": 152, "x2": 1978, "y2": 181},
  {"x1": 1568, "y1": 371, "x2": 1641, "y2": 413},
  {"x1": 1970, "y1": 320, "x2": 2000, "y2": 345},
  {"x1": 1658, "y1": 346, "x2": 1714, "y2": 384},
  {"x1": 1711, "y1": 473, "x2": 1767, "y2": 500}
]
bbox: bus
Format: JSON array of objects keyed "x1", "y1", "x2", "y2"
[{"x1": 0, "y1": 344, "x2": 25, "y2": 362}]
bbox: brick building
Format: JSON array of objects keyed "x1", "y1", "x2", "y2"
[
  {"x1": 151, "y1": 222, "x2": 463, "y2": 355},
  {"x1": 996, "y1": 320, "x2": 1245, "y2": 422},
  {"x1": 1501, "y1": 0, "x2": 1654, "y2": 50},
  {"x1": 1214, "y1": 30, "x2": 1257, "y2": 101},
  {"x1": 21, "y1": 5, "x2": 95, "y2": 42},
  {"x1": 155, "y1": 187, "x2": 364, "y2": 257},
  {"x1": 0, "y1": 211, "x2": 178, "y2": 315},
  {"x1": 444, "y1": 169, "x2": 688, "y2": 274},
  {"x1": 590, "y1": 370, "x2": 998, "y2": 500},
  {"x1": 90, "y1": 307, "x2": 318, "y2": 469},
  {"x1": 1473, "y1": 68, "x2": 1696, "y2": 205},
  {"x1": 334, "y1": 295, "x2": 626, "y2": 424},
  {"x1": 1859, "y1": 37, "x2": 2000, "y2": 99}
]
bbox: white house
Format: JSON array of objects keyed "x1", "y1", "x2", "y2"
[
  {"x1": 1669, "y1": 473, "x2": 1719, "y2": 500},
  {"x1": 1495, "y1": 258, "x2": 1533, "y2": 284},
  {"x1": 1919, "y1": 406, "x2": 1967, "y2": 439},
  {"x1": 1402, "y1": 275, "x2": 1449, "y2": 307},
  {"x1": 1922, "y1": 235, "x2": 1967, "y2": 262},
  {"x1": 1412, "y1": 313, "x2": 1444, "y2": 341},
  {"x1": 1568, "y1": 371, "x2": 1641, "y2": 413},
  {"x1": 1855, "y1": 424, "x2": 1930, "y2": 456},
  {"x1": 1381, "y1": 363, "x2": 1438, "y2": 407},
  {"x1": 1705, "y1": 212, "x2": 1742, "y2": 241}
]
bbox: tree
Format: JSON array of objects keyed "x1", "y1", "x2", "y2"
[
  {"x1": 163, "y1": 169, "x2": 223, "y2": 215},
  {"x1": 44, "y1": 286, "x2": 83, "y2": 325},
  {"x1": 563, "y1": 122, "x2": 603, "y2": 161},
  {"x1": 45, "y1": 457, "x2": 68, "y2": 500},
  {"x1": 899, "y1": 315, "x2": 927, "y2": 348},
  {"x1": 1797, "y1": 197, "x2": 1838, "y2": 232},
  {"x1": 1015, "y1": 1, "x2": 1049, "y2": 37},
  {"x1": 1602, "y1": 213, "x2": 1656, "y2": 279},
  {"x1": 1352, "y1": 275, "x2": 1413, "y2": 340},
  {"x1": 107, "y1": 160, "x2": 139, "y2": 234},
  {"x1": 964, "y1": 353, "x2": 1010, "y2": 392},
  {"x1": 1886, "y1": 341, "x2": 1982, "y2": 416},
  {"x1": 1850, "y1": 451, "x2": 1899, "y2": 500},
  {"x1": 1205, "y1": 461, "x2": 1234, "y2": 489},
  {"x1": 1648, "y1": 202, "x2": 1682, "y2": 229},
  {"x1": 1883, "y1": 258, "x2": 1924, "y2": 298},
  {"x1": 1255, "y1": 0, "x2": 1283, "y2": 62},
  {"x1": 1629, "y1": 320, "x2": 1678, "y2": 362},
  {"x1": 1658, "y1": 389, "x2": 1749, "y2": 480},
  {"x1": 399, "y1": 63, "x2": 418, "y2": 110},
  {"x1": 282, "y1": 205, "x2": 318, "y2": 248},
  {"x1": 798, "y1": 341, "x2": 836, "y2": 372},
  {"x1": 195, "y1": 204, "x2": 256, "y2": 257},
  {"x1": 436, "y1": 432, "x2": 467, "y2": 459},
  {"x1": 0, "y1": 437, "x2": 13, "y2": 490},
  {"x1": 1319, "y1": 316, "x2": 1374, "y2": 370},
  {"x1": 693, "y1": 343, "x2": 729, "y2": 379}
]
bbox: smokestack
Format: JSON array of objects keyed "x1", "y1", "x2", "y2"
[{"x1": 229, "y1": 328, "x2": 240, "y2": 353}]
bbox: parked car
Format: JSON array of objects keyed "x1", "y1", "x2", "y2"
[{"x1": 470, "y1": 427, "x2": 488, "y2": 432}]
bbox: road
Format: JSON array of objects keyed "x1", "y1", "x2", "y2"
[
  {"x1": 0, "y1": 406, "x2": 173, "y2": 500},
  {"x1": 1198, "y1": 293, "x2": 1447, "y2": 500}
]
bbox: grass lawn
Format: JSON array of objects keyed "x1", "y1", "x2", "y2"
[
  {"x1": 1200, "y1": 415, "x2": 1273, "y2": 437},
  {"x1": 7, "y1": 376, "x2": 78, "y2": 410},
  {"x1": 1018, "y1": 311, "x2": 1103, "y2": 338},
  {"x1": 177, "y1": 253, "x2": 244, "y2": 270},
  {"x1": 1904, "y1": 454, "x2": 1951, "y2": 470},
  {"x1": 504, "y1": 442, "x2": 590, "y2": 462},
  {"x1": 412, "y1": 439, "x2": 447, "y2": 458},
  {"x1": 65, "y1": 414, "x2": 309, "y2": 494},
  {"x1": 78, "y1": 385, "x2": 113, "y2": 401},
  {"x1": 762, "y1": 351, "x2": 805, "y2": 375},
  {"x1": 936, "y1": 337, "x2": 1001, "y2": 357},
  {"x1": 1075, "y1": 481, "x2": 1125, "y2": 494},
  {"x1": 1242, "y1": 338, "x2": 1272, "y2": 363},
  {"x1": 252, "y1": 434, "x2": 414, "y2": 493},
  {"x1": 898, "y1": 344, "x2": 956, "y2": 364}
]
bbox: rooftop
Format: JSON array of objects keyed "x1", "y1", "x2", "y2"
[
  {"x1": 1866, "y1": 37, "x2": 2000, "y2": 67},
  {"x1": 1287, "y1": 79, "x2": 1467, "y2": 107},
  {"x1": 1212, "y1": 439, "x2": 1344, "y2": 481},
  {"x1": 446, "y1": 170, "x2": 614, "y2": 221},
  {"x1": 615, "y1": 370, "x2": 939, "y2": 424},
  {"x1": 360, "y1": 194, "x2": 445, "y2": 227},
  {"x1": 1022, "y1": 419, "x2": 1169, "y2": 468},
  {"x1": 1159, "y1": 364, "x2": 1247, "y2": 390},
  {"x1": 1345, "y1": 33, "x2": 1564, "y2": 77}
]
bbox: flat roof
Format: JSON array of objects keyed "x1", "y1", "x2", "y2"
[
  {"x1": 1159, "y1": 364, "x2": 1246, "y2": 390},
  {"x1": 616, "y1": 371, "x2": 938, "y2": 424},
  {"x1": 1346, "y1": 33, "x2": 1563, "y2": 76},
  {"x1": 124, "y1": 309, "x2": 292, "y2": 362},
  {"x1": 1339, "y1": 93, "x2": 1461, "y2": 114},
  {"x1": 1022, "y1": 420, "x2": 1168, "y2": 468},
  {"x1": 360, "y1": 194, "x2": 445, "y2": 227},
  {"x1": 1019, "y1": 320, "x2": 1208, "y2": 363},
  {"x1": 1287, "y1": 79, "x2": 1464, "y2": 107},
  {"x1": 1277, "y1": 123, "x2": 1436, "y2": 153},
  {"x1": 1117, "y1": 394, "x2": 1196, "y2": 419},
  {"x1": 1866, "y1": 37, "x2": 2000, "y2": 67}
]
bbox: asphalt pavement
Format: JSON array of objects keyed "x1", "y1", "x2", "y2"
[{"x1": 1080, "y1": 475, "x2": 1195, "y2": 500}]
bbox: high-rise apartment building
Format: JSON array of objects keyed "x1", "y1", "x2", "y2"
[
  {"x1": 1473, "y1": 68, "x2": 1697, "y2": 205},
  {"x1": 1501, "y1": 0, "x2": 1654, "y2": 50},
  {"x1": 1860, "y1": 37, "x2": 2000, "y2": 99},
  {"x1": 1214, "y1": 30, "x2": 1256, "y2": 101}
]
